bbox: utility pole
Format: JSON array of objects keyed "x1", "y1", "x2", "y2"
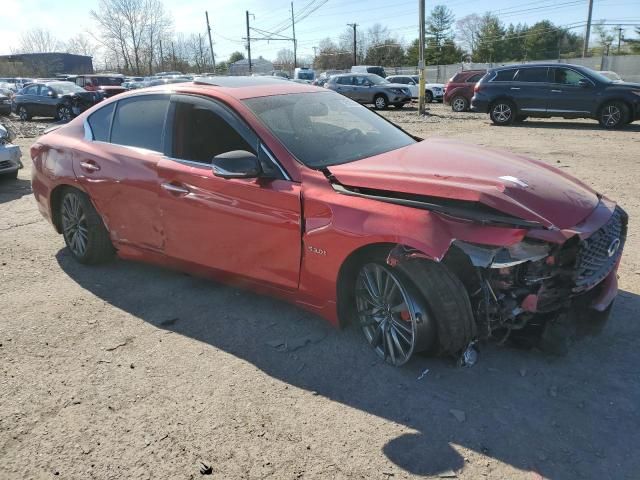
[
  {"x1": 347, "y1": 23, "x2": 358, "y2": 66},
  {"x1": 582, "y1": 0, "x2": 594, "y2": 57},
  {"x1": 246, "y1": 10, "x2": 252, "y2": 74},
  {"x1": 418, "y1": 0, "x2": 426, "y2": 115},
  {"x1": 291, "y1": 2, "x2": 297, "y2": 68},
  {"x1": 205, "y1": 11, "x2": 216, "y2": 71},
  {"x1": 312, "y1": 46, "x2": 317, "y2": 60},
  {"x1": 171, "y1": 41, "x2": 176, "y2": 70},
  {"x1": 159, "y1": 38, "x2": 164, "y2": 71},
  {"x1": 617, "y1": 27, "x2": 623, "y2": 54}
]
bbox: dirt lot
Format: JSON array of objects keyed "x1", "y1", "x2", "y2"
[{"x1": 1, "y1": 105, "x2": 639, "y2": 480}]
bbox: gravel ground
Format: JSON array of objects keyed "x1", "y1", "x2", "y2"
[{"x1": 1, "y1": 105, "x2": 639, "y2": 480}]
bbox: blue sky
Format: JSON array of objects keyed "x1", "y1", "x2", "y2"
[{"x1": 1, "y1": 0, "x2": 638, "y2": 60}]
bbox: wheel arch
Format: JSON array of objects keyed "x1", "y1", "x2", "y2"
[
  {"x1": 489, "y1": 95, "x2": 518, "y2": 113},
  {"x1": 596, "y1": 97, "x2": 633, "y2": 117}
]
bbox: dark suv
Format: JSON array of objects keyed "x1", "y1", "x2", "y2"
[
  {"x1": 444, "y1": 69, "x2": 486, "y2": 112},
  {"x1": 471, "y1": 63, "x2": 640, "y2": 128}
]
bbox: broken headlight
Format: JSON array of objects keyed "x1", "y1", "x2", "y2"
[{"x1": 454, "y1": 239, "x2": 550, "y2": 269}]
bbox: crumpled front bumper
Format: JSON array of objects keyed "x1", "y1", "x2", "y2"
[{"x1": 0, "y1": 143, "x2": 23, "y2": 172}]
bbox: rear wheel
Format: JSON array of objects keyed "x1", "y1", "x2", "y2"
[
  {"x1": 598, "y1": 101, "x2": 628, "y2": 129},
  {"x1": 451, "y1": 96, "x2": 468, "y2": 112},
  {"x1": 60, "y1": 189, "x2": 114, "y2": 264},
  {"x1": 490, "y1": 100, "x2": 516, "y2": 125},
  {"x1": 17, "y1": 106, "x2": 31, "y2": 121},
  {"x1": 373, "y1": 94, "x2": 388, "y2": 110}
]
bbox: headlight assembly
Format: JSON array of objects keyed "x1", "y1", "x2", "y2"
[{"x1": 454, "y1": 239, "x2": 550, "y2": 268}]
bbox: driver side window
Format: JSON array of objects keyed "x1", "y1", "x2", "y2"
[
  {"x1": 171, "y1": 100, "x2": 255, "y2": 164},
  {"x1": 552, "y1": 68, "x2": 588, "y2": 86}
]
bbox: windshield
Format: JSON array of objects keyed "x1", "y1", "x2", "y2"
[
  {"x1": 367, "y1": 74, "x2": 388, "y2": 85},
  {"x1": 598, "y1": 71, "x2": 622, "y2": 82},
  {"x1": 243, "y1": 91, "x2": 415, "y2": 169},
  {"x1": 582, "y1": 68, "x2": 613, "y2": 84},
  {"x1": 51, "y1": 82, "x2": 85, "y2": 94}
]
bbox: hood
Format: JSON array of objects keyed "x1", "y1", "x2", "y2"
[
  {"x1": 385, "y1": 83, "x2": 411, "y2": 90},
  {"x1": 328, "y1": 138, "x2": 600, "y2": 229},
  {"x1": 606, "y1": 81, "x2": 640, "y2": 89}
]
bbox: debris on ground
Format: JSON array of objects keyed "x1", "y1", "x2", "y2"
[
  {"x1": 265, "y1": 332, "x2": 326, "y2": 352},
  {"x1": 199, "y1": 462, "x2": 213, "y2": 475},
  {"x1": 458, "y1": 342, "x2": 479, "y2": 368},
  {"x1": 417, "y1": 368, "x2": 430, "y2": 380},
  {"x1": 439, "y1": 470, "x2": 458, "y2": 478}
]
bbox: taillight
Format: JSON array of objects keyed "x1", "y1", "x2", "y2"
[
  {"x1": 474, "y1": 83, "x2": 481, "y2": 93},
  {"x1": 444, "y1": 82, "x2": 450, "y2": 93}
]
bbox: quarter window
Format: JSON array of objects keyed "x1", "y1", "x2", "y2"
[
  {"x1": 493, "y1": 69, "x2": 518, "y2": 82},
  {"x1": 87, "y1": 102, "x2": 115, "y2": 142},
  {"x1": 111, "y1": 95, "x2": 169, "y2": 152},
  {"x1": 516, "y1": 67, "x2": 548, "y2": 83}
]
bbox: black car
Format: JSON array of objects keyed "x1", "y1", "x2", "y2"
[
  {"x1": 12, "y1": 81, "x2": 102, "y2": 121},
  {"x1": 471, "y1": 63, "x2": 640, "y2": 128},
  {"x1": 0, "y1": 87, "x2": 12, "y2": 115}
]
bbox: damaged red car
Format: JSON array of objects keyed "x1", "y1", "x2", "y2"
[{"x1": 31, "y1": 78, "x2": 627, "y2": 366}]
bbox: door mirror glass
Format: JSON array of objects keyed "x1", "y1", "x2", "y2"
[
  {"x1": 578, "y1": 78, "x2": 591, "y2": 88},
  {"x1": 212, "y1": 150, "x2": 261, "y2": 179}
]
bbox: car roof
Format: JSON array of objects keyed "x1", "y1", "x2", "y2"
[
  {"x1": 108, "y1": 76, "x2": 325, "y2": 101},
  {"x1": 490, "y1": 63, "x2": 586, "y2": 72}
]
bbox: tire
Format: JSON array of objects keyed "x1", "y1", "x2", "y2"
[
  {"x1": 60, "y1": 188, "x2": 114, "y2": 264},
  {"x1": 373, "y1": 94, "x2": 388, "y2": 110},
  {"x1": 396, "y1": 259, "x2": 476, "y2": 356},
  {"x1": 451, "y1": 96, "x2": 468, "y2": 112},
  {"x1": 490, "y1": 100, "x2": 516, "y2": 125},
  {"x1": 598, "y1": 101, "x2": 629, "y2": 129},
  {"x1": 17, "y1": 106, "x2": 31, "y2": 121},
  {"x1": 425, "y1": 91, "x2": 433, "y2": 103},
  {"x1": 57, "y1": 104, "x2": 73, "y2": 122},
  {"x1": 354, "y1": 261, "x2": 437, "y2": 366},
  {"x1": 393, "y1": 103, "x2": 405, "y2": 109}
]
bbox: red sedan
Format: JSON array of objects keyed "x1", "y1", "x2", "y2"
[{"x1": 31, "y1": 77, "x2": 627, "y2": 366}]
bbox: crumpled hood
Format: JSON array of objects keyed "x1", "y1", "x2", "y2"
[{"x1": 328, "y1": 138, "x2": 600, "y2": 229}]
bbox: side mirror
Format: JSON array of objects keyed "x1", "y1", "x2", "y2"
[
  {"x1": 578, "y1": 79, "x2": 591, "y2": 88},
  {"x1": 212, "y1": 150, "x2": 261, "y2": 179}
]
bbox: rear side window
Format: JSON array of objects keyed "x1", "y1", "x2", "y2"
[
  {"x1": 516, "y1": 67, "x2": 548, "y2": 83},
  {"x1": 337, "y1": 76, "x2": 352, "y2": 85},
  {"x1": 493, "y1": 69, "x2": 518, "y2": 82},
  {"x1": 466, "y1": 73, "x2": 483, "y2": 82},
  {"x1": 87, "y1": 103, "x2": 115, "y2": 141},
  {"x1": 111, "y1": 95, "x2": 169, "y2": 152}
]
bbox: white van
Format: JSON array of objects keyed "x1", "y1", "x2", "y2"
[{"x1": 294, "y1": 67, "x2": 315, "y2": 82}]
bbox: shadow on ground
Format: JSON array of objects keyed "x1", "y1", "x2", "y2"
[
  {"x1": 0, "y1": 175, "x2": 32, "y2": 204},
  {"x1": 56, "y1": 250, "x2": 640, "y2": 479}
]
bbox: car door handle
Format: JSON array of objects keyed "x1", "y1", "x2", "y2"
[
  {"x1": 80, "y1": 161, "x2": 100, "y2": 172},
  {"x1": 510, "y1": 87, "x2": 520, "y2": 90},
  {"x1": 161, "y1": 182, "x2": 190, "y2": 195},
  {"x1": 551, "y1": 89, "x2": 562, "y2": 93}
]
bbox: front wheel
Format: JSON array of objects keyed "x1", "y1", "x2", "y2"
[
  {"x1": 355, "y1": 262, "x2": 435, "y2": 366},
  {"x1": 598, "y1": 101, "x2": 628, "y2": 129},
  {"x1": 60, "y1": 189, "x2": 114, "y2": 264},
  {"x1": 425, "y1": 91, "x2": 433, "y2": 103},
  {"x1": 57, "y1": 104, "x2": 73, "y2": 121},
  {"x1": 490, "y1": 100, "x2": 516, "y2": 125},
  {"x1": 373, "y1": 95, "x2": 388, "y2": 110}
]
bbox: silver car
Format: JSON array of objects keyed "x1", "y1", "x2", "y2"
[
  {"x1": 325, "y1": 74, "x2": 412, "y2": 109},
  {"x1": 0, "y1": 124, "x2": 23, "y2": 179}
]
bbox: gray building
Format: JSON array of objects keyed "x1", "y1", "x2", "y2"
[
  {"x1": 229, "y1": 57, "x2": 274, "y2": 76},
  {"x1": 0, "y1": 53, "x2": 93, "y2": 77}
]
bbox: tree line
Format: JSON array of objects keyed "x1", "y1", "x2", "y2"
[{"x1": 6, "y1": 0, "x2": 640, "y2": 76}]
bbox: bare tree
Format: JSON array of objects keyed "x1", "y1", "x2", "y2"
[
  {"x1": 15, "y1": 28, "x2": 62, "y2": 53},
  {"x1": 66, "y1": 34, "x2": 96, "y2": 57},
  {"x1": 456, "y1": 13, "x2": 483, "y2": 54},
  {"x1": 275, "y1": 48, "x2": 295, "y2": 72},
  {"x1": 90, "y1": 0, "x2": 171, "y2": 75},
  {"x1": 188, "y1": 33, "x2": 209, "y2": 73}
]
